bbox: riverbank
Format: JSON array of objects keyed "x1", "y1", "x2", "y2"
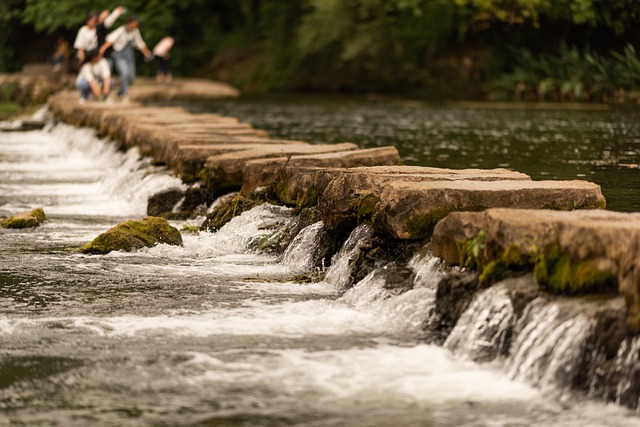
[{"x1": 42, "y1": 81, "x2": 640, "y2": 411}]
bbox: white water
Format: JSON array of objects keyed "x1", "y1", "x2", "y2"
[{"x1": 1, "y1": 116, "x2": 639, "y2": 426}]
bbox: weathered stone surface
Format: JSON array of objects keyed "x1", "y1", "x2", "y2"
[
  {"x1": 314, "y1": 168, "x2": 531, "y2": 233},
  {"x1": 371, "y1": 180, "x2": 605, "y2": 240},
  {"x1": 240, "y1": 147, "x2": 402, "y2": 195},
  {"x1": 154, "y1": 136, "x2": 305, "y2": 166},
  {"x1": 277, "y1": 165, "x2": 530, "y2": 210},
  {"x1": 203, "y1": 143, "x2": 358, "y2": 195},
  {"x1": 431, "y1": 208, "x2": 640, "y2": 329},
  {"x1": 1, "y1": 208, "x2": 47, "y2": 229},
  {"x1": 81, "y1": 216, "x2": 183, "y2": 254},
  {"x1": 128, "y1": 77, "x2": 239, "y2": 101}
]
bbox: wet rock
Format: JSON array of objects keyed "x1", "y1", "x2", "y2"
[
  {"x1": 374, "y1": 180, "x2": 605, "y2": 240},
  {"x1": 260, "y1": 207, "x2": 321, "y2": 254},
  {"x1": 203, "y1": 143, "x2": 358, "y2": 196},
  {"x1": 240, "y1": 147, "x2": 402, "y2": 196},
  {"x1": 433, "y1": 270, "x2": 480, "y2": 341},
  {"x1": 431, "y1": 208, "x2": 640, "y2": 330},
  {"x1": 80, "y1": 216, "x2": 182, "y2": 254},
  {"x1": 346, "y1": 231, "x2": 421, "y2": 288},
  {"x1": 1, "y1": 208, "x2": 47, "y2": 229},
  {"x1": 314, "y1": 167, "x2": 532, "y2": 235},
  {"x1": 199, "y1": 193, "x2": 262, "y2": 232},
  {"x1": 147, "y1": 188, "x2": 185, "y2": 217}
]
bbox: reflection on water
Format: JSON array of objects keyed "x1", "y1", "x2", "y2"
[{"x1": 194, "y1": 96, "x2": 640, "y2": 212}]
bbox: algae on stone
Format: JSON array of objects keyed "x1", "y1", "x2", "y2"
[
  {"x1": 534, "y1": 245, "x2": 618, "y2": 295},
  {"x1": 2, "y1": 208, "x2": 47, "y2": 229},
  {"x1": 81, "y1": 216, "x2": 182, "y2": 254}
]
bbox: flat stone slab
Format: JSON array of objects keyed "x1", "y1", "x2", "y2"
[
  {"x1": 151, "y1": 136, "x2": 306, "y2": 166},
  {"x1": 203, "y1": 143, "x2": 359, "y2": 194},
  {"x1": 240, "y1": 147, "x2": 402, "y2": 195},
  {"x1": 368, "y1": 180, "x2": 605, "y2": 239},
  {"x1": 279, "y1": 165, "x2": 531, "y2": 208},
  {"x1": 129, "y1": 78, "x2": 239, "y2": 101},
  {"x1": 431, "y1": 208, "x2": 640, "y2": 329}
]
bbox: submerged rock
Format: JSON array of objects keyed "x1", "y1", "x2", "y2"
[
  {"x1": 1, "y1": 208, "x2": 47, "y2": 229},
  {"x1": 81, "y1": 216, "x2": 182, "y2": 254}
]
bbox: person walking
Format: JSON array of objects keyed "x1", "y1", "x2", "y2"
[
  {"x1": 153, "y1": 36, "x2": 174, "y2": 83},
  {"x1": 99, "y1": 15, "x2": 152, "y2": 101},
  {"x1": 75, "y1": 50, "x2": 112, "y2": 103},
  {"x1": 96, "y1": 6, "x2": 125, "y2": 67},
  {"x1": 73, "y1": 12, "x2": 98, "y2": 65}
]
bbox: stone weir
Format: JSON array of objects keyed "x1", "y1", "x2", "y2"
[{"x1": 47, "y1": 83, "x2": 640, "y2": 409}]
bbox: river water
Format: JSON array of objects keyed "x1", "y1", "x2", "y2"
[
  {"x1": 198, "y1": 96, "x2": 640, "y2": 212},
  {"x1": 1, "y1": 104, "x2": 639, "y2": 426}
]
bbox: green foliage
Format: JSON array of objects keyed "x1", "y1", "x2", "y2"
[
  {"x1": 489, "y1": 43, "x2": 640, "y2": 103},
  {"x1": 4, "y1": 0, "x2": 640, "y2": 94}
]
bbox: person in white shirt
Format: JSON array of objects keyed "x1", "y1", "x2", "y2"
[
  {"x1": 75, "y1": 50, "x2": 111, "y2": 102},
  {"x1": 99, "y1": 15, "x2": 152, "y2": 99},
  {"x1": 73, "y1": 12, "x2": 98, "y2": 65}
]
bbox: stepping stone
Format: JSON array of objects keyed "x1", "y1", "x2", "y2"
[
  {"x1": 431, "y1": 208, "x2": 640, "y2": 330},
  {"x1": 203, "y1": 143, "x2": 358, "y2": 195},
  {"x1": 366, "y1": 180, "x2": 605, "y2": 240},
  {"x1": 240, "y1": 147, "x2": 402, "y2": 195}
]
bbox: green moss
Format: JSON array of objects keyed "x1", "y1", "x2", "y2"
[
  {"x1": 405, "y1": 208, "x2": 453, "y2": 240},
  {"x1": 257, "y1": 235, "x2": 270, "y2": 251},
  {"x1": 356, "y1": 194, "x2": 379, "y2": 223},
  {"x1": 3, "y1": 208, "x2": 47, "y2": 229},
  {"x1": 534, "y1": 245, "x2": 617, "y2": 294},
  {"x1": 81, "y1": 216, "x2": 182, "y2": 254},
  {"x1": 181, "y1": 224, "x2": 200, "y2": 234},
  {"x1": 297, "y1": 186, "x2": 318, "y2": 209},
  {"x1": 478, "y1": 260, "x2": 505, "y2": 286}
]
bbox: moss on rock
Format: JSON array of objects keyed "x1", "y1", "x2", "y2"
[
  {"x1": 2, "y1": 208, "x2": 47, "y2": 229},
  {"x1": 534, "y1": 245, "x2": 618, "y2": 294},
  {"x1": 200, "y1": 194, "x2": 262, "y2": 232},
  {"x1": 81, "y1": 216, "x2": 182, "y2": 254}
]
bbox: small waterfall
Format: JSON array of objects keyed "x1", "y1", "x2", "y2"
[
  {"x1": 613, "y1": 337, "x2": 640, "y2": 409},
  {"x1": 281, "y1": 222, "x2": 326, "y2": 272},
  {"x1": 196, "y1": 204, "x2": 292, "y2": 255},
  {"x1": 338, "y1": 265, "x2": 414, "y2": 310},
  {"x1": 47, "y1": 122, "x2": 184, "y2": 216},
  {"x1": 407, "y1": 250, "x2": 444, "y2": 290},
  {"x1": 506, "y1": 298, "x2": 594, "y2": 395},
  {"x1": 325, "y1": 223, "x2": 373, "y2": 290},
  {"x1": 444, "y1": 284, "x2": 515, "y2": 362}
]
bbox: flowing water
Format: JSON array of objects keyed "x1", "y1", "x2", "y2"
[
  {"x1": 196, "y1": 95, "x2": 640, "y2": 212},
  {"x1": 1, "y1": 105, "x2": 639, "y2": 426}
]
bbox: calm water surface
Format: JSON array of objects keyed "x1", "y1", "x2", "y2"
[{"x1": 196, "y1": 96, "x2": 640, "y2": 212}]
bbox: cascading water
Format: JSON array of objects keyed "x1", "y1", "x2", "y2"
[
  {"x1": 324, "y1": 223, "x2": 373, "y2": 290},
  {"x1": 506, "y1": 298, "x2": 594, "y2": 395},
  {"x1": 1, "y1": 114, "x2": 639, "y2": 426},
  {"x1": 281, "y1": 221, "x2": 326, "y2": 272},
  {"x1": 445, "y1": 283, "x2": 515, "y2": 362}
]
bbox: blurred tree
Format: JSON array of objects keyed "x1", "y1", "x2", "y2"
[{"x1": 0, "y1": 0, "x2": 24, "y2": 72}]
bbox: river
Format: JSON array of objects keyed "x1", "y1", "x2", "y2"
[{"x1": 1, "y1": 102, "x2": 639, "y2": 426}]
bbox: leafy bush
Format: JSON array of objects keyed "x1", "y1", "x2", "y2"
[{"x1": 488, "y1": 44, "x2": 640, "y2": 103}]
